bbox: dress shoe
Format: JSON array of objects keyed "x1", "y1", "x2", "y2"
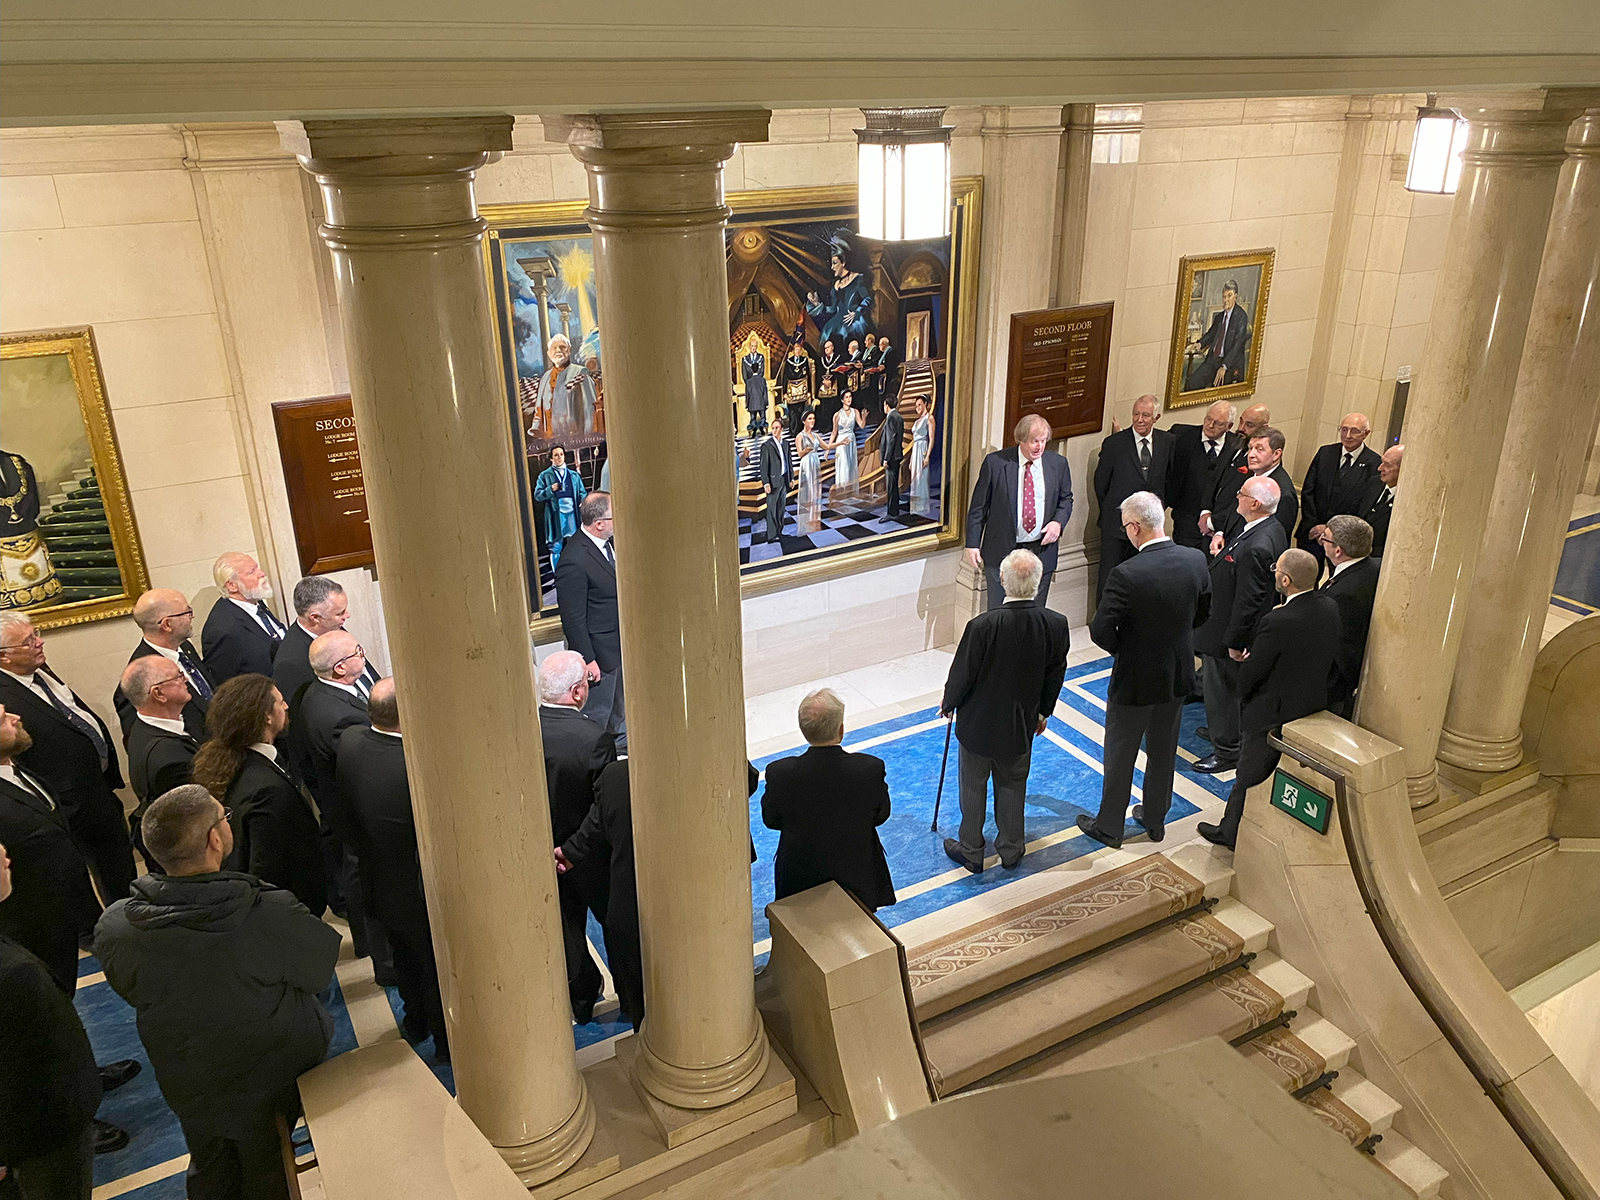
[
  {"x1": 1197, "y1": 822, "x2": 1236, "y2": 850},
  {"x1": 571, "y1": 997, "x2": 597, "y2": 1025},
  {"x1": 99, "y1": 1059, "x2": 141, "y2": 1092},
  {"x1": 93, "y1": 1118, "x2": 130, "y2": 1154},
  {"x1": 1192, "y1": 754, "x2": 1237, "y2": 775},
  {"x1": 1075, "y1": 814, "x2": 1121, "y2": 850},
  {"x1": 433, "y1": 1039, "x2": 451, "y2": 1066},
  {"x1": 1000, "y1": 855, "x2": 1023, "y2": 870},
  {"x1": 943, "y1": 838, "x2": 982, "y2": 874},
  {"x1": 402, "y1": 1014, "x2": 430, "y2": 1044},
  {"x1": 1131, "y1": 805, "x2": 1164, "y2": 843},
  {"x1": 1195, "y1": 725, "x2": 1211, "y2": 742}
]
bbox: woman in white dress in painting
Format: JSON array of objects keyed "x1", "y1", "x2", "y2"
[
  {"x1": 795, "y1": 410, "x2": 825, "y2": 534},
  {"x1": 909, "y1": 394, "x2": 934, "y2": 517},
  {"x1": 829, "y1": 390, "x2": 861, "y2": 501}
]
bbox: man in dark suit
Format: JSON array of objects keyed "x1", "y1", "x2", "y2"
[
  {"x1": 1184, "y1": 279, "x2": 1251, "y2": 391},
  {"x1": 1193, "y1": 477, "x2": 1289, "y2": 774},
  {"x1": 881, "y1": 396, "x2": 907, "y2": 518},
  {"x1": 199, "y1": 551, "x2": 288, "y2": 684},
  {"x1": 1078, "y1": 492, "x2": 1212, "y2": 849},
  {"x1": 556, "y1": 757, "x2": 644, "y2": 1028},
  {"x1": 121, "y1": 656, "x2": 200, "y2": 871},
  {"x1": 556, "y1": 490, "x2": 625, "y2": 739},
  {"x1": 869, "y1": 336, "x2": 898, "y2": 420},
  {"x1": 1296, "y1": 413, "x2": 1381, "y2": 570},
  {"x1": 1094, "y1": 394, "x2": 1175, "y2": 600},
  {"x1": 762, "y1": 688, "x2": 896, "y2": 910},
  {"x1": 0, "y1": 613, "x2": 136, "y2": 906},
  {"x1": 336, "y1": 679, "x2": 448, "y2": 1062},
  {"x1": 758, "y1": 426, "x2": 791, "y2": 543},
  {"x1": 1205, "y1": 426, "x2": 1298, "y2": 547},
  {"x1": 1167, "y1": 400, "x2": 1243, "y2": 551},
  {"x1": 857, "y1": 337, "x2": 880, "y2": 420},
  {"x1": 1353, "y1": 443, "x2": 1403, "y2": 558},
  {"x1": 112, "y1": 588, "x2": 214, "y2": 742},
  {"x1": 966, "y1": 414, "x2": 1075, "y2": 611},
  {"x1": 1201, "y1": 549, "x2": 1341, "y2": 849},
  {"x1": 940, "y1": 550, "x2": 1072, "y2": 871},
  {"x1": 537, "y1": 649, "x2": 617, "y2": 1023},
  {"x1": 1318, "y1": 515, "x2": 1381, "y2": 719}
]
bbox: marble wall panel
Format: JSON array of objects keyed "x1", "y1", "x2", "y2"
[
  {"x1": 0, "y1": 174, "x2": 64, "y2": 231},
  {"x1": 1, "y1": 220, "x2": 214, "y2": 328},
  {"x1": 52, "y1": 169, "x2": 197, "y2": 227}
]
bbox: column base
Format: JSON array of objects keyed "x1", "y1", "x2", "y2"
[
  {"x1": 497, "y1": 1086, "x2": 598, "y2": 1186},
  {"x1": 632, "y1": 1016, "x2": 771, "y2": 1111},
  {"x1": 1436, "y1": 726, "x2": 1524, "y2": 774},
  {"x1": 1406, "y1": 765, "x2": 1440, "y2": 810}
]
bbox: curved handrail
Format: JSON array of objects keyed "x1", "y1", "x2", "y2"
[{"x1": 1271, "y1": 718, "x2": 1600, "y2": 1200}]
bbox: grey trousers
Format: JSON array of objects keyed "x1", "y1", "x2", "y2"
[
  {"x1": 1088, "y1": 698, "x2": 1184, "y2": 839},
  {"x1": 957, "y1": 740, "x2": 1032, "y2": 866},
  {"x1": 1201, "y1": 654, "x2": 1241, "y2": 760}
]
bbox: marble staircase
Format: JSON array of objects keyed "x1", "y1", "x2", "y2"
[{"x1": 900, "y1": 843, "x2": 1451, "y2": 1199}]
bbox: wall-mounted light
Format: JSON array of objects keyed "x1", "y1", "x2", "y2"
[
  {"x1": 856, "y1": 107, "x2": 953, "y2": 241},
  {"x1": 1404, "y1": 95, "x2": 1469, "y2": 195}
]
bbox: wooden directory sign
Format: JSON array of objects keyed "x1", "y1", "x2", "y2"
[
  {"x1": 1004, "y1": 302, "x2": 1114, "y2": 440},
  {"x1": 271, "y1": 395, "x2": 375, "y2": 575}
]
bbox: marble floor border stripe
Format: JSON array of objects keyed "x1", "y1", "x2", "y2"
[{"x1": 90, "y1": 1155, "x2": 189, "y2": 1200}]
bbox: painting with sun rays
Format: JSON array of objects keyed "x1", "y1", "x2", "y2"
[{"x1": 482, "y1": 181, "x2": 982, "y2": 633}]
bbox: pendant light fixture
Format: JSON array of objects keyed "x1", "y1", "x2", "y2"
[
  {"x1": 1405, "y1": 95, "x2": 1470, "y2": 195},
  {"x1": 855, "y1": 107, "x2": 953, "y2": 241}
]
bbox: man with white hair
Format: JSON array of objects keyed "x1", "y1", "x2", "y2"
[
  {"x1": 1078, "y1": 493, "x2": 1211, "y2": 849},
  {"x1": 965, "y1": 413, "x2": 1074, "y2": 610},
  {"x1": 760, "y1": 688, "x2": 896, "y2": 910},
  {"x1": 940, "y1": 549, "x2": 1071, "y2": 871},
  {"x1": 1354, "y1": 443, "x2": 1403, "y2": 557},
  {"x1": 112, "y1": 588, "x2": 215, "y2": 741},
  {"x1": 1168, "y1": 400, "x2": 1241, "y2": 552},
  {"x1": 200, "y1": 551, "x2": 287, "y2": 683},
  {"x1": 1296, "y1": 412, "x2": 1381, "y2": 569},
  {"x1": 537, "y1": 648, "x2": 617, "y2": 1023},
  {"x1": 1193, "y1": 475, "x2": 1289, "y2": 774},
  {"x1": 1094, "y1": 395, "x2": 1175, "y2": 601}
]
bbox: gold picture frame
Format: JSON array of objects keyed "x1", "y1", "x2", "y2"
[
  {"x1": 481, "y1": 179, "x2": 983, "y2": 642},
  {"x1": 1165, "y1": 248, "x2": 1275, "y2": 410},
  {"x1": 1, "y1": 326, "x2": 150, "y2": 629}
]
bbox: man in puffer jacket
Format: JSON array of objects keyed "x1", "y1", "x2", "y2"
[{"x1": 95, "y1": 785, "x2": 341, "y2": 1200}]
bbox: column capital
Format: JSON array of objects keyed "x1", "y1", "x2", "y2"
[
  {"x1": 543, "y1": 109, "x2": 769, "y2": 158},
  {"x1": 980, "y1": 104, "x2": 1066, "y2": 138},
  {"x1": 277, "y1": 115, "x2": 514, "y2": 164}
]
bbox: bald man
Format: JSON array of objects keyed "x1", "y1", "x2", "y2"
[
  {"x1": 1296, "y1": 413, "x2": 1381, "y2": 568},
  {"x1": 1354, "y1": 444, "x2": 1403, "y2": 557},
  {"x1": 1094, "y1": 395, "x2": 1174, "y2": 600},
  {"x1": 112, "y1": 588, "x2": 215, "y2": 742}
]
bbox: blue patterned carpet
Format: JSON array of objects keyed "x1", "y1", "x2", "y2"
[{"x1": 1552, "y1": 513, "x2": 1600, "y2": 617}]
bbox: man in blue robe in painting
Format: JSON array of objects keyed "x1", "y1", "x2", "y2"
[
  {"x1": 534, "y1": 445, "x2": 588, "y2": 569},
  {"x1": 805, "y1": 235, "x2": 874, "y2": 351}
]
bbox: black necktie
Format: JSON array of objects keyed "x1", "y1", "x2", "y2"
[
  {"x1": 11, "y1": 768, "x2": 55, "y2": 810},
  {"x1": 1340, "y1": 452, "x2": 1353, "y2": 474},
  {"x1": 604, "y1": 538, "x2": 616, "y2": 565},
  {"x1": 1138, "y1": 437, "x2": 1152, "y2": 477},
  {"x1": 178, "y1": 644, "x2": 213, "y2": 700},
  {"x1": 256, "y1": 602, "x2": 285, "y2": 643},
  {"x1": 34, "y1": 677, "x2": 108, "y2": 769},
  {"x1": 1205, "y1": 440, "x2": 1218, "y2": 465}
]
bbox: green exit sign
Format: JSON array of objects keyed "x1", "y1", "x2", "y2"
[{"x1": 1271, "y1": 770, "x2": 1332, "y2": 835}]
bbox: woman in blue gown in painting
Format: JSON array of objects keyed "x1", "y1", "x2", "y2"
[{"x1": 805, "y1": 236, "x2": 874, "y2": 350}]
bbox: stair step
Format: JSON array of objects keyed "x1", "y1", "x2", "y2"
[
  {"x1": 1240, "y1": 1026, "x2": 1328, "y2": 1092},
  {"x1": 1209, "y1": 896, "x2": 1274, "y2": 953},
  {"x1": 1164, "y1": 839, "x2": 1237, "y2": 899},
  {"x1": 1329, "y1": 1069, "x2": 1401, "y2": 1137},
  {"x1": 1371, "y1": 1129, "x2": 1451, "y2": 1200},
  {"x1": 906, "y1": 853, "x2": 1211, "y2": 1021},
  {"x1": 921, "y1": 912, "x2": 1245, "y2": 1096},
  {"x1": 1292, "y1": 1010, "x2": 1355, "y2": 1072},
  {"x1": 1249, "y1": 951, "x2": 1314, "y2": 1010},
  {"x1": 1419, "y1": 784, "x2": 1556, "y2": 886}
]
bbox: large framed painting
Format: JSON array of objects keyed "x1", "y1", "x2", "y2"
[
  {"x1": 1165, "y1": 248, "x2": 1275, "y2": 410},
  {"x1": 1, "y1": 327, "x2": 149, "y2": 629},
  {"x1": 483, "y1": 179, "x2": 983, "y2": 634}
]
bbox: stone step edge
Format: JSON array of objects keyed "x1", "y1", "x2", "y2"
[
  {"x1": 1209, "y1": 896, "x2": 1274, "y2": 954},
  {"x1": 1327, "y1": 1067, "x2": 1401, "y2": 1137},
  {"x1": 1249, "y1": 951, "x2": 1314, "y2": 1011},
  {"x1": 1289, "y1": 1008, "x2": 1355, "y2": 1072},
  {"x1": 1370, "y1": 1129, "x2": 1451, "y2": 1200}
]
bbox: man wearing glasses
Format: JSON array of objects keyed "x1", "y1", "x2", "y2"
[
  {"x1": 122, "y1": 655, "x2": 202, "y2": 871},
  {"x1": 556, "y1": 490, "x2": 626, "y2": 741},
  {"x1": 112, "y1": 588, "x2": 216, "y2": 742},
  {"x1": 1295, "y1": 412, "x2": 1381, "y2": 573}
]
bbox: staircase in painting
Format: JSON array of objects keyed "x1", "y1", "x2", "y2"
[
  {"x1": 901, "y1": 844, "x2": 1451, "y2": 1199},
  {"x1": 37, "y1": 463, "x2": 123, "y2": 603}
]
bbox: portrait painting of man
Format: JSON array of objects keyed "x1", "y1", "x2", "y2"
[{"x1": 1166, "y1": 249, "x2": 1275, "y2": 409}]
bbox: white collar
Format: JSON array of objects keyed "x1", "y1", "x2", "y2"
[
  {"x1": 583, "y1": 527, "x2": 609, "y2": 553},
  {"x1": 1, "y1": 667, "x2": 38, "y2": 688},
  {"x1": 320, "y1": 678, "x2": 362, "y2": 698},
  {"x1": 250, "y1": 742, "x2": 279, "y2": 762},
  {"x1": 142, "y1": 639, "x2": 181, "y2": 663},
  {"x1": 372, "y1": 728, "x2": 403, "y2": 740},
  {"x1": 227, "y1": 596, "x2": 261, "y2": 615},
  {"x1": 138, "y1": 712, "x2": 188, "y2": 736},
  {"x1": 1241, "y1": 515, "x2": 1271, "y2": 534},
  {"x1": 1280, "y1": 589, "x2": 1307, "y2": 605},
  {"x1": 539, "y1": 701, "x2": 583, "y2": 713},
  {"x1": 1331, "y1": 556, "x2": 1367, "y2": 577},
  {"x1": 296, "y1": 619, "x2": 319, "y2": 638},
  {"x1": 1017, "y1": 450, "x2": 1041, "y2": 471},
  {"x1": 1001, "y1": 597, "x2": 1036, "y2": 605},
  {"x1": 1137, "y1": 535, "x2": 1172, "y2": 552}
]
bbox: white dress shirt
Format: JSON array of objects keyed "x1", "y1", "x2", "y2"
[
  {"x1": 2, "y1": 667, "x2": 101, "y2": 731},
  {"x1": 0, "y1": 762, "x2": 54, "y2": 807},
  {"x1": 143, "y1": 639, "x2": 209, "y2": 693},
  {"x1": 321, "y1": 678, "x2": 363, "y2": 700},
  {"x1": 1331, "y1": 556, "x2": 1368, "y2": 578},
  {"x1": 137, "y1": 712, "x2": 188, "y2": 736},
  {"x1": 1137, "y1": 535, "x2": 1173, "y2": 552},
  {"x1": 582, "y1": 527, "x2": 613, "y2": 561},
  {"x1": 250, "y1": 742, "x2": 280, "y2": 763},
  {"x1": 1014, "y1": 450, "x2": 1044, "y2": 544},
  {"x1": 229, "y1": 596, "x2": 285, "y2": 638}
]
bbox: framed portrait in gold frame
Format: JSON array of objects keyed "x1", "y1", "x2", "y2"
[
  {"x1": 1, "y1": 327, "x2": 150, "y2": 630},
  {"x1": 481, "y1": 179, "x2": 983, "y2": 640},
  {"x1": 1165, "y1": 248, "x2": 1275, "y2": 410}
]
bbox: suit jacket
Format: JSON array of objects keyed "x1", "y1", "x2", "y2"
[
  {"x1": 1354, "y1": 480, "x2": 1396, "y2": 557},
  {"x1": 272, "y1": 623, "x2": 376, "y2": 787},
  {"x1": 761, "y1": 745, "x2": 896, "y2": 910},
  {"x1": 1322, "y1": 556, "x2": 1382, "y2": 705},
  {"x1": 1194, "y1": 303, "x2": 1251, "y2": 383},
  {"x1": 1090, "y1": 540, "x2": 1212, "y2": 707},
  {"x1": 881, "y1": 407, "x2": 906, "y2": 467},
  {"x1": 225, "y1": 748, "x2": 326, "y2": 917},
  {"x1": 1168, "y1": 425, "x2": 1244, "y2": 547},
  {"x1": 1211, "y1": 463, "x2": 1299, "y2": 544},
  {"x1": 113, "y1": 639, "x2": 212, "y2": 743},
  {"x1": 0, "y1": 774, "x2": 100, "y2": 996},
  {"x1": 942, "y1": 601, "x2": 1071, "y2": 760},
  {"x1": 1195, "y1": 518, "x2": 1289, "y2": 656},
  {"x1": 1094, "y1": 428, "x2": 1175, "y2": 532},
  {"x1": 335, "y1": 727, "x2": 428, "y2": 933},
  {"x1": 200, "y1": 597, "x2": 282, "y2": 683},
  {"x1": 759, "y1": 436, "x2": 790, "y2": 494},
  {"x1": 966, "y1": 448, "x2": 1075, "y2": 573},
  {"x1": 1237, "y1": 593, "x2": 1342, "y2": 733},
  {"x1": 300, "y1": 681, "x2": 370, "y2": 813},
  {"x1": 1296, "y1": 443, "x2": 1382, "y2": 545},
  {"x1": 538, "y1": 704, "x2": 617, "y2": 845},
  {"x1": 125, "y1": 718, "x2": 197, "y2": 806},
  {"x1": 0, "y1": 668, "x2": 125, "y2": 831},
  {"x1": 561, "y1": 759, "x2": 641, "y2": 1020},
  {"x1": 555, "y1": 532, "x2": 622, "y2": 674}
]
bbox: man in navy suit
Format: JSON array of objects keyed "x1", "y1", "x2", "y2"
[
  {"x1": 1167, "y1": 400, "x2": 1242, "y2": 551},
  {"x1": 758, "y1": 427, "x2": 790, "y2": 544},
  {"x1": 1296, "y1": 413, "x2": 1381, "y2": 571},
  {"x1": 556, "y1": 491, "x2": 624, "y2": 738},
  {"x1": 112, "y1": 589, "x2": 215, "y2": 743},
  {"x1": 965, "y1": 414, "x2": 1074, "y2": 611},
  {"x1": 1184, "y1": 280, "x2": 1251, "y2": 392},
  {"x1": 1093, "y1": 394, "x2": 1174, "y2": 601},
  {"x1": 1318, "y1": 515, "x2": 1382, "y2": 718},
  {"x1": 199, "y1": 552, "x2": 287, "y2": 684},
  {"x1": 1205, "y1": 426, "x2": 1298, "y2": 548}
]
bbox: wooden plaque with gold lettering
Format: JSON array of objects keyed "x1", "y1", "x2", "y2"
[
  {"x1": 271, "y1": 395, "x2": 375, "y2": 575},
  {"x1": 1004, "y1": 302, "x2": 1114, "y2": 440}
]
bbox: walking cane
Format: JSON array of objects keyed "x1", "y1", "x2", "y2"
[{"x1": 931, "y1": 712, "x2": 954, "y2": 832}]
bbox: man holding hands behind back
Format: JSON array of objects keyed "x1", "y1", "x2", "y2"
[{"x1": 966, "y1": 414, "x2": 1073, "y2": 611}]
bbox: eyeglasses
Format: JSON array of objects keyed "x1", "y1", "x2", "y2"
[
  {"x1": 333, "y1": 645, "x2": 366, "y2": 669},
  {"x1": 165, "y1": 609, "x2": 194, "y2": 622},
  {"x1": 1338, "y1": 427, "x2": 1369, "y2": 437},
  {"x1": 151, "y1": 674, "x2": 188, "y2": 691},
  {"x1": 0, "y1": 633, "x2": 43, "y2": 652},
  {"x1": 212, "y1": 807, "x2": 233, "y2": 831}
]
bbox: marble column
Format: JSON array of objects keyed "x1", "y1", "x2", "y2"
[
  {"x1": 546, "y1": 109, "x2": 773, "y2": 1110},
  {"x1": 1052, "y1": 103, "x2": 1095, "y2": 308},
  {"x1": 1358, "y1": 98, "x2": 1580, "y2": 807},
  {"x1": 1439, "y1": 111, "x2": 1600, "y2": 772},
  {"x1": 281, "y1": 118, "x2": 596, "y2": 1184}
]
